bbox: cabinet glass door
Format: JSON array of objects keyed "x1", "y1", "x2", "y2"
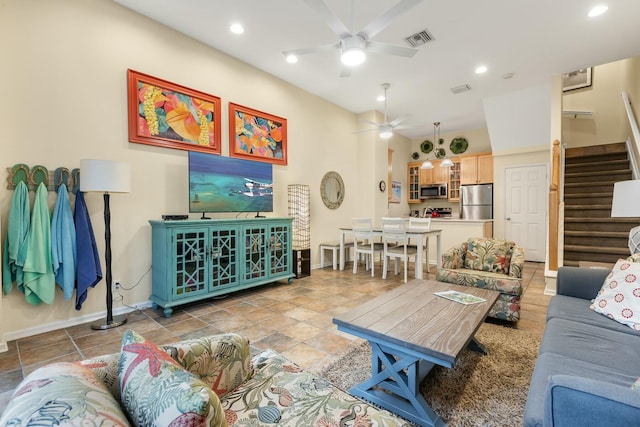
[
  {"x1": 243, "y1": 225, "x2": 267, "y2": 281},
  {"x1": 209, "y1": 227, "x2": 238, "y2": 289},
  {"x1": 173, "y1": 230, "x2": 207, "y2": 298},
  {"x1": 269, "y1": 224, "x2": 290, "y2": 275}
]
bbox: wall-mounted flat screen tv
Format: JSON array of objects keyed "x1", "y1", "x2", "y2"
[{"x1": 188, "y1": 151, "x2": 273, "y2": 217}]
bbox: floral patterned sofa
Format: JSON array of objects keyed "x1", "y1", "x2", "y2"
[
  {"x1": 0, "y1": 331, "x2": 410, "y2": 426},
  {"x1": 436, "y1": 237, "x2": 525, "y2": 321}
]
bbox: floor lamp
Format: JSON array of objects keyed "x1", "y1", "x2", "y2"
[
  {"x1": 611, "y1": 179, "x2": 640, "y2": 255},
  {"x1": 80, "y1": 159, "x2": 131, "y2": 330}
]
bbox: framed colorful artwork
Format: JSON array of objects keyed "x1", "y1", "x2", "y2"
[
  {"x1": 127, "y1": 69, "x2": 222, "y2": 154},
  {"x1": 391, "y1": 180, "x2": 401, "y2": 203},
  {"x1": 229, "y1": 103, "x2": 288, "y2": 166}
]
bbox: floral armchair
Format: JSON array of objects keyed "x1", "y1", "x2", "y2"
[{"x1": 436, "y1": 237, "x2": 525, "y2": 321}]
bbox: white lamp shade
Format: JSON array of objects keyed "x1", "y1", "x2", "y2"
[
  {"x1": 421, "y1": 161, "x2": 434, "y2": 169},
  {"x1": 440, "y1": 158, "x2": 454, "y2": 167},
  {"x1": 80, "y1": 159, "x2": 131, "y2": 193},
  {"x1": 611, "y1": 180, "x2": 640, "y2": 217}
]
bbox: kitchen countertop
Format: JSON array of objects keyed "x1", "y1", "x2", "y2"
[{"x1": 405, "y1": 217, "x2": 493, "y2": 223}]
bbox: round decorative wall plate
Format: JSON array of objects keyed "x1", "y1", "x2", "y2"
[
  {"x1": 411, "y1": 151, "x2": 420, "y2": 160},
  {"x1": 420, "y1": 140, "x2": 433, "y2": 154},
  {"x1": 450, "y1": 137, "x2": 469, "y2": 154},
  {"x1": 435, "y1": 148, "x2": 446, "y2": 159}
]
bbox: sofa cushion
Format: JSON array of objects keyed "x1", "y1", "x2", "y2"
[
  {"x1": 161, "y1": 333, "x2": 252, "y2": 398},
  {"x1": 436, "y1": 267, "x2": 522, "y2": 295},
  {"x1": 221, "y1": 349, "x2": 412, "y2": 426},
  {"x1": 547, "y1": 295, "x2": 640, "y2": 336},
  {"x1": 0, "y1": 362, "x2": 129, "y2": 426},
  {"x1": 119, "y1": 329, "x2": 227, "y2": 427},
  {"x1": 539, "y1": 318, "x2": 640, "y2": 375},
  {"x1": 590, "y1": 258, "x2": 640, "y2": 330},
  {"x1": 524, "y1": 352, "x2": 638, "y2": 427},
  {"x1": 464, "y1": 237, "x2": 513, "y2": 274}
]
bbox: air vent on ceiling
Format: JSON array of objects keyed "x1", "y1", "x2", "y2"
[
  {"x1": 404, "y1": 29, "x2": 433, "y2": 48},
  {"x1": 450, "y1": 84, "x2": 472, "y2": 94}
]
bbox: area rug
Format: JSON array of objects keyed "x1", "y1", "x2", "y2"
[{"x1": 320, "y1": 322, "x2": 541, "y2": 427}]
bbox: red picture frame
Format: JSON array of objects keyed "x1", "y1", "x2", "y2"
[
  {"x1": 229, "y1": 103, "x2": 288, "y2": 166},
  {"x1": 127, "y1": 69, "x2": 222, "y2": 154}
]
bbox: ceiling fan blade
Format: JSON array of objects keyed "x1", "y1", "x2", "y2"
[
  {"x1": 367, "y1": 40, "x2": 418, "y2": 58},
  {"x1": 388, "y1": 114, "x2": 412, "y2": 127},
  {"x1": 358, "y1": 118, "x2": 381, "y2": 127},
  {"x1": 304, "y1": 0, "x2": 351, "y2": 38},
  {"x1": 359, "y1": 0, "x2": 423, "y2": 39},
  {"x1": 283, "y1": 42, "x2": 339, "y2": 57},
  {"x1": 352, "y1": 128, "x2": 378, "y2": 134},
  {"x1": 340, "y1": 65, "x2": 352, "y2": 78}
]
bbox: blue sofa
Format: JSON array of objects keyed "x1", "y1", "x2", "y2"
[{"x1": 524, "y1": 266, "x2": 640, "y2": 426}]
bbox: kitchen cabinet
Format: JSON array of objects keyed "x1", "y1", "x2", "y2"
[
  {"x1": 431, "y1": 160, "x2": 450, "y2": 184},
  {"x1": 460, "y1": 153, "x2": 493, "y2": 185},
  {"x1": 149, "y1": 218, "x2": 294, "y2": 317},
  {"x1": 407, "y1": 161, "x2": 421, "y2": 203},
  {"x1": 448, "y1": 160, "x2": 461, "y2": 200}
]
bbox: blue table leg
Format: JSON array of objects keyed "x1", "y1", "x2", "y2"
[{"x1": 349, "y1": 341, "x2": 447, "y2": 427}]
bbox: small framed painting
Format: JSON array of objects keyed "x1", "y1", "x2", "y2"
[
  {"x1": 391, "y1": 180, "x2": 402, "y2": 203},
  {"x1": 562, "y1": 68, "x2": 592, "y2": 92},
  {"x1": 127, "y1": 69, "x2": 222, "y2": 154},
  {"x1": 229, "y1": 103, "x2": 287, "y2": 166}
]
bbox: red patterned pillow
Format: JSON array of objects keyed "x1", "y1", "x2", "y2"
[{"x1": 590, "y1": 259, "x2": 640, "y2": 330}]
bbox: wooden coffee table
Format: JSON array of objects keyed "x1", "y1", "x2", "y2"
[{"x1": 333, "y1": 279, "x2": 499, "y2": 427}]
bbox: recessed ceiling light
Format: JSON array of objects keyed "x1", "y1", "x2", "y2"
[
  {"x1": 285, "y1": 54, "x2": 298, "y2": 64},
  {"x1": 230, "y1": 23, "x2": 244, "y2": 34},
  {"x1": 377, "y1": 95, "x2": 385, "y2": 102},
  {"x1": 588, "y1": 5, "x2": 608, "y2": 17},
  {"x1": 475, "y1": 65, "x2": 488, "y2": 74}
]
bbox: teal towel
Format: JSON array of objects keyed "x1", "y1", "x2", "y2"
[
  {"x1": 22, "y1": 182, "x2": 55, "y2": 305},
  {"x1": 2, "y1": 181, "x2": 30, "y2": 295},
  {"x1": 51, "y1": 183, "x2": 76, "y2": 301}
]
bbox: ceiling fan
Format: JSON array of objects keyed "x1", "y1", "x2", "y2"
[
  {"x1": 354, "y1": 83, "x2": 411, "y2": 139},
  {"x1": 283, "y1": 0, "x2": 423, "y2": 76}
]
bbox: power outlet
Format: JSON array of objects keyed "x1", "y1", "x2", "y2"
[{"x1": 114, "y1": 280, "x2": 121, "y2": 290}]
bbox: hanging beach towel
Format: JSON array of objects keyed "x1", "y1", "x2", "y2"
[
  {"x1": 51, "y1": 183, "x2": 76, "y2": 301},
  {"x1": 2, "y1": 181, "x2": 30, "y2": 295},
  {"x1": 22, "y1": 182, "x2": 55, "y2": 305},
  {"x1": 74, "y1": 191, "x2": 102, "y2": 310}
]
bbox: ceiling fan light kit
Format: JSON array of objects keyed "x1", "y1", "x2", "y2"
[
  {"x1": 379, "y1": 125, "x2": 393, "y2": 139},
  {"x1": 341, "y1": 35, "x2": 366, "y2": 66}
]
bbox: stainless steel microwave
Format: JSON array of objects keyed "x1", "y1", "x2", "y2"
[{"x1": 420, "y1": 183, "x2": 448, "y2": 199}]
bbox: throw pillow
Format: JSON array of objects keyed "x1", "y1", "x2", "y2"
[
  {"x1": 464, "y1": 238, "x2": 513, "y2": 274},
  {"x1": 0, "y1": 362, "x2": 129, "y2": 426},
  {"x1": 119, "y1": 329, "x2": 227, "y2": 427},
  {"x1": 590, "y1": 259, "x2": 640, "y2": 330}
]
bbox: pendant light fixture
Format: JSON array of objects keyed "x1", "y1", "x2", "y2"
[{"x1": 433, "y1": 121, "x2": 454, "y2": 167}]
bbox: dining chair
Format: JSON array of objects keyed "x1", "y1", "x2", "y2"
[
  {"x1": 352, "y1": 218, "x2": 384, "y2": 277},
  {"x1": 381, "y1": 217, "x2": 418, "y2": 283},
  {"x1": 408, "y1": 217, "x2": 432, "y2": 274}
]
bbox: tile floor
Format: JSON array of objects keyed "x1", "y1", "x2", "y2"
[{"x1": 0, "y1": 260, "x2": 548, "y2": 409}]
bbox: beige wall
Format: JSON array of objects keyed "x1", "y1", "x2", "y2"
[
  {"x1": 0, "y1": 0, "x2": 383, "y2": 339},
  {"x1": 562, "y1": 59, "x2": 632, "y2": 147}
]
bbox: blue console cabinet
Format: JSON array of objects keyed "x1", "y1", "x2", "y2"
[{"x1": 149, "y1": 218, "x2": 294, "y2": 317}]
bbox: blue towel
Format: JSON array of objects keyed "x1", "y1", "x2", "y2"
[
  {"x1": 51, "y1": 184, "x2": 76, "y2": 301},
  {"x1": 2, "y1": 181, "x2": 30, "y2": 295},
  {"x1": 22, "y1": 182, "x2": 55, "y2": 305},
  {"x1": 74, "y1": 191, "x2": 102, "y2": 310}
]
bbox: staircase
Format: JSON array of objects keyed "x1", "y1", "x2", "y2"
[{"x1": 563, "y1": 142, "x2": 637, "y2": 266}]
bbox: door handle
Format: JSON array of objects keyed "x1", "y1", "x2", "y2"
[{"x1": 506, "y1": 217, "x2": 511, "y2": 220}]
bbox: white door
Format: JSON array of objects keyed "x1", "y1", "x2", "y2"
[{"x1": 505, "y1": 165, "x2": 547, "y2": 262}]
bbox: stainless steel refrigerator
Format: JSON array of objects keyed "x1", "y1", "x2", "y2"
[{"x1": 461, "y1": 184, "x2": 493, "y2": 219}]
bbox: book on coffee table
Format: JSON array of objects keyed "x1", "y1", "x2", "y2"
[{"x1": 434, "y1": 290, "x2": 486, "y2": 305}]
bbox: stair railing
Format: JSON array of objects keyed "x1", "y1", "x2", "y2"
[
  {"x1": 548, "y1": 139, "x2": 561, "y2": 271},
  {"x1": 622, "y1": 91, "x2": 640, "y2": 179}
]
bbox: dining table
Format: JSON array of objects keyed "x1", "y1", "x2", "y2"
[{"x1": 338, "y1": 227, "x2": 442, "y2": 279}]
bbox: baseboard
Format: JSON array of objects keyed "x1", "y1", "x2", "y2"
[
  {"x1": 0, "y1": 341, "x2": 8, "y2": 353},
  {"x1": 544, "y1": 269, "x2": 557, "y2": 295},
  {"x1": 3, "y1": 301, "x2": 154, "y2": 342}
]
